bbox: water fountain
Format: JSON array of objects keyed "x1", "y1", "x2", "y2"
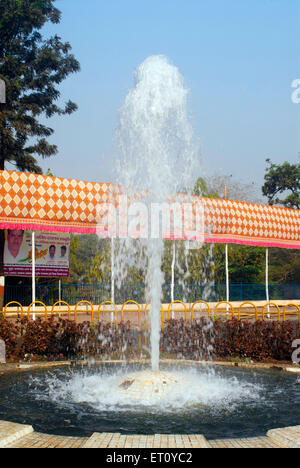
[
  {"x1": 1, "y1": 56, "x2": 299, "y2": 445},
  {"x1": 113, "y1": 54, "x2": 202, "y2": 394},
  {"x1": 2, "y1": 362, "x2": 300, "y2": 440}
]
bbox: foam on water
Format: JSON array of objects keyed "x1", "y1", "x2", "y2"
[{"x1": 30, "y1": 366, "x2": 263, "y2": 415}]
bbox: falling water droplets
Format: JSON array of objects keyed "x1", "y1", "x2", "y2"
[{"x1": 115, "y1": 55, "x2": 201, "y2": 370}]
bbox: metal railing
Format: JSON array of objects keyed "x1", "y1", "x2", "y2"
[
  {"x1": 4, "y1": 282, "x2": 300, "y2": 306},
  {"x1": 2, "y1": 300, "x2": 300, "y2": 345}
]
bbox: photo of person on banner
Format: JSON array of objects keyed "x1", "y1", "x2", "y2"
[
  {"x1": 3, "y1": 229, "x2": 27, "y2": 264},
  {"x1": 3, "y1": 230, "x2": 70, "y2": 278},
  {"x1": 47, "y1": 245, "x2": 56, "y2": 261},
  {"x1": 60, "y1": 246, "x2": 67, "y2": 258}
]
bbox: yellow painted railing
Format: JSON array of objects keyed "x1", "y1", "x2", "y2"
[
  {"x1": 144, "y1": 304, "x2": 150, "y2": 346},
  {"x1": 121, "y1": 300, "x2": 142, "y2": 347},
  {"x1": 161, "y1": 305, "x2": 166, "y2": 331},
  {"x1": 262, "y1": 302, "x2": 281, "y2": 328},
  {"x1": 167, "y1": 300, "x2": 188, "y2": 322},
  {"x1": 27, "y1": 301, "x2": 47, "y2": 320},
  {"x1": 98, "y1": 301, "x2": 116, "y2": 326},
  {"x1": 238, "y1": 302, "x2": 258, "y2": 321},
  {"x1": 283, "y1": 303, "x2": 300, "y2": 322},
  {"x1": 214, "y1": 301, "x2": 235, "y2": 320},
  {"x1": 51, "y1": 301, "x2": 71, "y2": 320},
  {"x1": 3, "y1": 301, "x2": 24, "y2": 320},
  {"x1": 74, "y1": 300, "x2": 94, "y2": 324},
  {"x1": 121, "y1": 300, "x2": 141, "y2": 324},
  {"x1": 191, "y1": 300, "x2": 211, "y2": 320},
  {"x1": 3, "y1": 300, "x2": 300, "y2": 341}
]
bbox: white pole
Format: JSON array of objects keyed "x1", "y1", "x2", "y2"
[
  {"x1": 32, "y1": 231, "x2": 36, "y2": 320},
  {"x1": 224, "y1": 187, "x2": 229, "y2": 310},
  {"x1": 266, "y1": 248, "x2": 270, "y2": 316},
  {"x1": 225, "y1": 244, "x2": 229, "y2": 308},
  {"x1": 111, "y1": 237, "x2": 115, "y2": 322},
  {"x1": 59, "y1": 279, "x2": 61, "y2": 303},
  {"x1": 171, "y1": 241, "x2": 176, "y2": 318},
  {"x1": 266, "y1": 248, "x2": 269, "y2": 302}
]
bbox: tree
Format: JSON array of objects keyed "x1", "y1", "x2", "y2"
[
  {"x1": 88, "y1": 241, "x2": 111, "y2": 284},
  {"x1": 212, "y1": 244, "x2": 265, "y2": 284},
  {"x1": 262, "y1": 157, "x2": 300, "y2": 209},
  {"x1": 193, "y1": 177, "x2": 218, "y2": 198},
  {"x1": 268, "y1": 249, "x2": 300, "y2": 284},
  {"x1": 0, "y1": 0, "x2": 80, "y2": 172},
  {"x1": 66, "y1": 235, "x2": 100, "y2": 284},
  {"x1": 193, "y1": 175, "x2": 263, "y2": 203}
]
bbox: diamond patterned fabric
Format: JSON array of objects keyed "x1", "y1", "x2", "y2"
[{"x1": 0, "y1": 170, "x2": 299, "y2": 249}]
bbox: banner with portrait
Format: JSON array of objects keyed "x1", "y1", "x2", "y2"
[{"x1": 4, "y1": 229, "x2": 70, "y2": 277}]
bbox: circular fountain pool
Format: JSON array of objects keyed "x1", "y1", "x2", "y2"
[{"x1": 0, "y1": 363, "x2": 299, "y2": 440}]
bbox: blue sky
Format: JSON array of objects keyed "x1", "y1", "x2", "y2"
[{"x1": 25, "y1": 0, "x2": 300, "y2": 196}]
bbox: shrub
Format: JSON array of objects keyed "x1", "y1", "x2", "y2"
[
  {"x1": 0, "y1": 316, "x2": 299, "y2": 362},
  {"x1": 18, "y1": 317, "x2": 60, "y2": 357},
  {"x1": 161, "y1": 318, "x2": 300, "y2": 362},
  {"x1": 0, "y1": 319, "x2": 20, "y2": 359},
  {"x1": 0, "y1": 318, "x2": 136, "y2": 360},
  {"x1": 160, "y1": 318, "x2": 214, "y2": 360},
  {"x1": 76, "y1": 321, "x2": 136, "y2": 358}
]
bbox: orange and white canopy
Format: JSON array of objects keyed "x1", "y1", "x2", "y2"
[{"x1": 0, "y1": 170, "x2": 299, "y2": 249}]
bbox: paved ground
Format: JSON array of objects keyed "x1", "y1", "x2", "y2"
[{"x1": 1, "y1": 420, "x2": 299, "y2": 448}]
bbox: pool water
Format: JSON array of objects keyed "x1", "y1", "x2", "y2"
[{"x1": 0, "y1": 363, "x2": 299, "y2": 440}]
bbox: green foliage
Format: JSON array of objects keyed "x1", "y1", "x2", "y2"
[
  {"x1": 268, "y1": 248, "x2": 300, "y2": 284},
  {"x1": 67, "y1": 235, "x2": 101, "y2": 284},
  {"x1": 261, "y1": 157, "x2": 300, "y2": 284},
  {"x1": 87, "y1": 241, "x2": 112, "y2": 284},
  {"x1": 262, "y1": 157, "x2": 300, "y2": 209},
  {"x1": 194, "y1": 175, "x2": 262, "y2": 203},
  {"x1": 64, "y1": 235, "x2": 280, "y2": 293},
  {"x1": 213, "y1": 244, "x2": 265, "y2": 284},
  {"x1": 0, "y1": 0, "x2": 80, "y2": 172},
  {"x1": 193, "y1": 177, "x2": 218, "y2": 198}
]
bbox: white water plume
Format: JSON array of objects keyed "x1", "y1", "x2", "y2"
[
  {"x1": 30, "y1": 366, "x2": 263, "y2": 414},
  {"x1": 115, "y1": 55, "x2": 201, "y2": 370}
]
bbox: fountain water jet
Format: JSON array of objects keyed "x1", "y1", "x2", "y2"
[{"x1": 115, "y1": 55, "x2": 201, "y2": 376}]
